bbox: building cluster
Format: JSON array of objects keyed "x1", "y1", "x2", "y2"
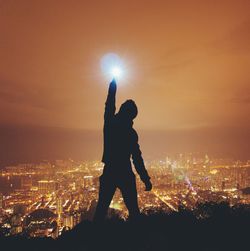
[{"x1": 0, "y1": 155, "x2": 249, "y2": 238}]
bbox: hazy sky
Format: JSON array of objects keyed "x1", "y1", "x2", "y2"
[
  {"x1": 1, "y1": 0, "x2": 250, "y2": 131},
  {"x1": 0, "y1": 1, "x2": 250, "y2": 165}
]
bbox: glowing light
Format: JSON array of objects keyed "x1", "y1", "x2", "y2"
[
  {"x1": 100, "y1": 53, "x2": 125, "y2": 81},
  {"x1": 111, "y1": 66, "x2": 122, "y2": 78}
]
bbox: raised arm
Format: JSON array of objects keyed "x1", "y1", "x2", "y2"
[
  {"x1": 104, "y1": 79, "x2": 117, "y2": 122},
  {"x1": 131, "y1": 130, "x2": 152, "y2": 191}
]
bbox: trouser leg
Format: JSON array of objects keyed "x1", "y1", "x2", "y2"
[
  {"x1": 94, "y1": 175, "x2": 116, "y2": 222},
  {"x1": 119, "y1": 175, "x2": 140, "y2": 219}
]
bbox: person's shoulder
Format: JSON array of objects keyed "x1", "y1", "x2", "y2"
[{"x1": 131, "y1": 128, "x2": 138, "y2": 141}]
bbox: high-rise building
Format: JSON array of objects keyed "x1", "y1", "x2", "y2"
[
  {"x1": 0, "y1": 192, "x2": 3, "y2": 209},
  {"x1": 38, "y1": 180, "x2": 57, "y2": 194},
  {"x1": 56, "y1": 196, "x2": 63, "y2": 227},
  {"x1": 83, "y1": 176, "x2": 93, "y2": 189},
  {"x1": 63, "y1": 214, "x2": 74, "y2": 229},
  {"x1": 57, "y1": 197, "x2": 63, "y2": 215},
  {"x1": 166, "y1": 156, "x2": 173, "y2": 170}
]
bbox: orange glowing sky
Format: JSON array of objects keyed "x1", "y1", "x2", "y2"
[{"x1": 1, "y1": 0, "x2": 250, "y2": 132}]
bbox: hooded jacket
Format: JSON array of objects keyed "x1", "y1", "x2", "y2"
[{"x1": 101, "y1": 80, "x2": 150, "y2": 182}]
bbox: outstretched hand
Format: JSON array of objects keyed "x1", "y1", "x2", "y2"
[
  {"x1": 108, "y1": 78, "x2": 117, "y2": 93},
  {"x1": 110, "y1": 78, "x2": 117, "y2": 86},
  {"x1": 144, "y1": 179, "x2": 152, "y2": 191}
]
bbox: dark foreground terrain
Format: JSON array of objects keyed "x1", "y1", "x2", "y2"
[{"x1": 1, "y1": 203, "x2": 250, "y2": 251}]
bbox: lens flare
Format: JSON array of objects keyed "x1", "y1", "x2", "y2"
[
  {"x1": 100, "y1": 53, "x2": 125, "y2": 81},
  {"x1": 111, "y1": 66, "x2": 122, "y2": 78}
]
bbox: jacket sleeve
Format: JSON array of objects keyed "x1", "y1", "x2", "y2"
[
  {"x1": 104, "y1": 79, "x2": 117, "y2": 123},
  {"x1": 131, "y1": 130, "x2": 150, "y2": 182}
]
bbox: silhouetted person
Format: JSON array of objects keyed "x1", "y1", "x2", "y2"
[{"x1": 94, "y1": 79, "x2": 152, "y2": 221}]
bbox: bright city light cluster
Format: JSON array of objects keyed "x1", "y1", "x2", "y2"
[{"x1": 0, "y1": 156, "x2": 249, "y2": 238}]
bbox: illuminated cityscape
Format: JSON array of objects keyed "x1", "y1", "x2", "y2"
[{"x1": 0, "y1": 154, "x2": 249, "y2": 238}]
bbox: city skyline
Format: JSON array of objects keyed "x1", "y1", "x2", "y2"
[{"x1": 1, "y1": 156, "x2": 249, "y2": 237}]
